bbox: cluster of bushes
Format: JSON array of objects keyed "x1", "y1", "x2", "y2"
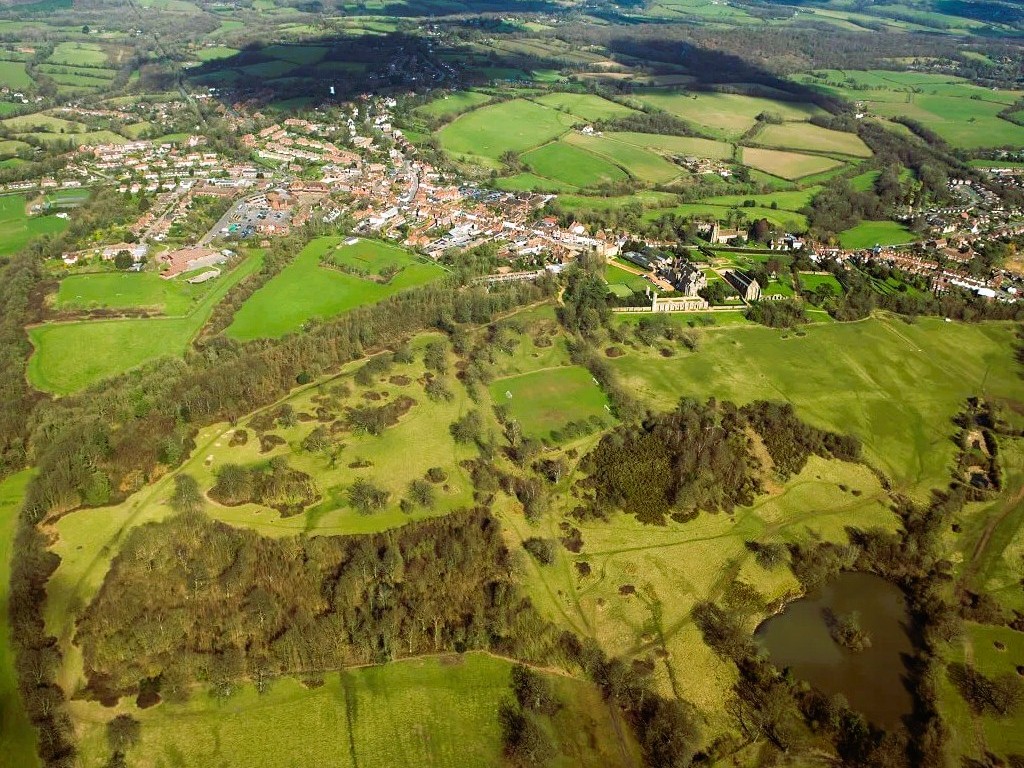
[
  {"x1": 745, "y1": 298, "x2": 807, "y2": 329},
  {"x1": 209, "y1": 458, "x2": 320, "y2": 516}
]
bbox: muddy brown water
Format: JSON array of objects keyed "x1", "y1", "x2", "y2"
[{"x1": 755, "y1": 571, "x2": 915, "y2": 728}]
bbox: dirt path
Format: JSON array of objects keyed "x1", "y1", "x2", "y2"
[{"x1": 962, "y1": 484, "x2": 1024, "y2": 588}]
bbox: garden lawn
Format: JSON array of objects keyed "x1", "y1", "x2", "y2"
[
  {"x1": 522, "y1": 140, "x2": 627, "y2": 188},
  {"x1": 227, "y1": 237, "x2": 445, "y2": 341},
  {"x1": 489, "y1": 365, "x2": 611, "y2": 442},
  {"x1": 0, "y1": 471, "x2": 39, "y2": 768},
  {"x1": 28, "y1": 254, "x2": 262, "y2": 394},
  {"x1": 609, "y1": 315, "x2": 1021, "y2": 497},
  {"x1": 838, "y1": 220, "x2": 915, "y2": 248}
]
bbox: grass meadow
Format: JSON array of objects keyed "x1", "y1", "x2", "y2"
[
  {"x1": 633, "y1": 91, "x2": 823, "y2": 139},
  {"x1": 0, "y1": 194, "x2": 68, "y2": 257},
  {"x1": 29, "y1": 254, "x2": 262, "y2": 394},
  {"x1": 438, "y1": 99, "x2": 580, "y2": 165},
  {"x1": 838, "y1": 220, "x2": 915, "y2": 248},
  {"x1": 522, "y1": 140, "x2": 628, "y2": 188},
  {"x1": 489, "y1": 365, "x2": 611, "y2": 441},
  {"x1": 740, "y1": 147, "x2": 843, "y2": 180},
  {"x1": 226, "y1": 237, "x2": 445, "y2": 341},
  {"x1": 530, "y1": 91, "x2": 636, "y2": 121},
  {"x1": 564, "y1": 132, "x2": 682, "y2": 185},
  {"x1": 755, "y1": 122, "x2": 872, "y2": 157},
  {"x1": 69, "y1": 653, "x2": 639, "y2": 768},
  {"x1": 415, "y1": 90, "x2": 492, "y2": 120},
  {"x1": 609, "y1": 315, "x2": 1021, "y2": 497},
  {"x1": 56, "y1": 270, "x2": 218, "y2": 314}
]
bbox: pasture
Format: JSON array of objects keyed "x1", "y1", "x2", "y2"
[
  {"x1": 0, "y1": 194, "x2": 67, "y2": 257},
  {"x1": 489, "y1": 365, "x2": 611, "y2": 442},
  {"x1": 495, "y1": 172, "x2": 578, "y2": 193},
  {"x1": 68, "y1": 653, "x2": 637, "y2": 768},
  {"x1": 0, "y1": 60, "x2": 32, "y2": 89},
  {"x1": 838, "y1": 220, "x2": 915, "y2": 248},
  {"x1": 226, "y1": 237, "x2": 445, "y2": 341},
  {"x1": 633, "y1": 90, "x2": 823, "y2": 139},
  {"x1": 415, "y1": 90, "x2": 492, "y2": 120},
  {"x1": 28, "y1": 254, "x2": 262, "y2": 394},
  {"x1": 522, "y1": 140, "x2": 628, "y2": 188},
  {"x1": 740, "y1": 147, "x2": 843, "y2": 180},
  {"x1": 48, "y1": 41, "x2": 108, "y2": 67},
  {"x1": 606, "y1": 131, "x2": 734, "y2": 160},
  {"x1": 438, "y1": 99, "x2": 579, "y2": 164},
  {"x1": 530, "y1": 91, "x2": 636, "y2": 121},
  {"x1": 755, "y1": 122, "x2": 872, "y2": 157},
  {"x1": 564, "y1": 132, "x2": 682, "y2": 185},
  {"x1": 0, "y1": 471, "x2": 40, "y2": 768},
  {"x1": 609, "y1": 315, "x2": 1021, "y2": 497},
  {"x1": 55, "y1": 271, "x2": 215, "y2": 314}
]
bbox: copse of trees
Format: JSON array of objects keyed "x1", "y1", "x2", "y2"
[{"x1": 75, "y1": 508, "x2": 562, "y2": 700}]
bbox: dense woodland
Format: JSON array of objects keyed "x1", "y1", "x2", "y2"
[{"x1": 75, "y1": 508, "x2": 559, "y2": 699}]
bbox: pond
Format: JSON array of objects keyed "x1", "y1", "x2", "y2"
[{"x1": 755, "y1": 571, "x2": 915, "y2": 728}]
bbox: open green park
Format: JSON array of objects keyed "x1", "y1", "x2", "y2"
[
  {"x1": 67, "y1": 653, "x2": 637, "y2": 768},
  {"x1": 489, "y1": 365, "x2": 611, "y2": 442},
  {"x1": 226, "y1": 237, "x2": 446, "y2": 341},
  {"x1": 28, "y1": 254, "x2": 263, "y2": 394},
  {"x1": 610, "y1": 314, "x2": 1020, "y2": 497}
]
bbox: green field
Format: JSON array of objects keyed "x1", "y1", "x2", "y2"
[
  {"x1": 0, "y1": 194, "x2": 68, "y2": 257},
  {"x1": 438, "y1": 99, "x2": 579, "y2": 165},
  {"x1": 755, "y1": 122, "x2": 872, "y2": 157},
  {"x1": 609, "y1": 315, "x2": 1021, "y2": 497},
  {"x1": 606, "y1": 131, "x2": 734, "y2": 160},
  {"x1": 69, "y1": 652, "x2": 637, "y2": 768},
  {"x1": 0, "y1": 471, "x2": 40, "y2": 768},
  {"x1": 564, "y1": 132, "x2": 682, "y2": 185},
  {"x1": 494, "y1": 172, "x2": 579, "y2": 193},
  {"x1": 489, "y1": 365, "x2": 610, "y2": 442},
  {"x1": 48, "y1": 41, "x2": 108, "y2": 67},
  {"x1": 740, "y1": 147, "x2": 843, "y2": 180},
  {"x1": 530, "y1": 92, "x2": 636, "y2": 122},
  {"x1": 195, "y1": 45, "x2": 239, "y2": 62},
  {"x1": 838, "y1": 220, "x2": 915, "y2": 248},
  {"x1": 797, "y1": 272, "x2": 845, "y2": 296},
  {"x1": 415, "y1": 90, "x2": 492, "y2": 120},
  {"x1": 56, "y1": 271, "x2": 219, "y2": 314},
  {"x1": 634, "y1": 91, "x2": 823, "y2": 139},
  {"x1": 522, "y1": 140, "x2": 628, "y2": 188},
  {"x1": 29, "y1": 254, "x2": 262, "y2": 394},
  {"x1": 644, "y1": 201, "x2": 808, "y2": 231},
  {"x1": 0, "y1": 60, "x2": 32, "y2": 89},
  {"x1": 794, "y1": 70, "x2": 1024, "y2": 149},
  {"x1": 227, "y1": 237, "x2": 445, "y2": 341}
]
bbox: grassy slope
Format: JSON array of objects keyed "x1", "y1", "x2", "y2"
[
  {"x1": 67, "y1": 653, "x2": 640, "y2": 768},
  {"x1": 0, "y1": 194, "x2": 68, "y2": 257},
  {"x1": 489, "y1": 365, "x2": 611, "y2": 441},
  {"x1": 609, "y1": 315, "x2": 1021, "y2": 497},
  {"x1": 838, "y1": 220, "x2": 915, "y2": 248},
  {"x1": 56, "y1": 271, "x2": 217, "y2": 314},
  {"x1": 28, "y1": 253, "x2": 262, "y2": 394},
  {"x1": 0, "y1": 470, "x2": 40, "y2": 768},
  {"x1": 226, "y1": 237, "x2": 445, "y2": 341}
]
